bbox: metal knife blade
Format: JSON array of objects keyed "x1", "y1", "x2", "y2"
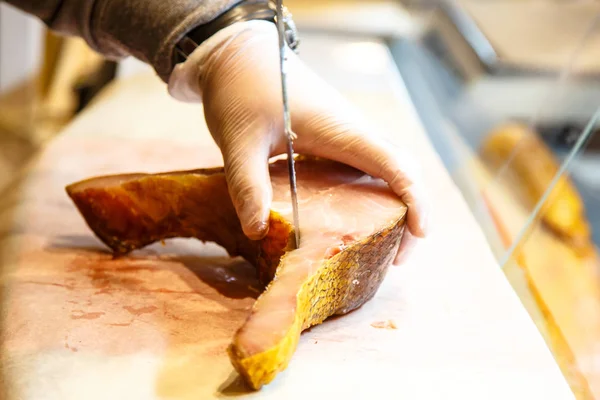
[{"x1": 275, "y1": 0, "x2": 301, "y2": 248}]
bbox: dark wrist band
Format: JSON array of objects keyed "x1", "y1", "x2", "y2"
[{"x1": 174, "y1": 0, "x2": 299, "y2": 65}]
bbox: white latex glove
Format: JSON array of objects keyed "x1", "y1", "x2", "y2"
[{"x1": 169, "y1": 20, "x2": 429, "y2": 264}]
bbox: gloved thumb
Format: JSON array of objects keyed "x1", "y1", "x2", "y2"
[{"x1": 222, "y1": 142, "x2": 273, "y2": 241}]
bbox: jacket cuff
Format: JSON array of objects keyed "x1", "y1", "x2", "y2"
[{"x1": 89, "y1": 0, "x2": 241, "y2": 82}]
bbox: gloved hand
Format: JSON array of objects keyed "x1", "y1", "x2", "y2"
[{"x1": 168, "y1": 20, "x2": 429, "y2": 264}]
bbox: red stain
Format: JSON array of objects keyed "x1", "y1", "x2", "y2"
[
  {"x1": 89, "y1": 269, "x2": 109, "y2": 289},
  {"x1": 118, "y1": 266, "x2": 157, "y2": 273},
  {"x1": 108, "y1": 321, "x2": 132, "y2": 327},
  {"x1": 341, "y1": 234, "x2": 356, "y2": 244},
  {"x1": 146, "y1": 288, "x2": 194, "y2": 295},
  {"x1": 93, "y1": 287, "x2": 195, "y2": 295},
  {"x1": 163, "y1": 310, "x2": 183, "y2": 321},
  {"x1": 323, "y1": 234, "x2": 356, "y2": 259},
  {"x1": 118, "y1": 277, "x2": 145, "y2": 285},
  {"x1": 324, "y1": 246, "x2": 343, "y2": 259},
  {"x1": 71, "y1": 311, "x2": 105, "y2": 320},
  {"x1": 123, "y1": 305, "x2": 158, "y2": 316},
  {"x1": 21, "y1": 281, "x2": 75, "y2": 290}
]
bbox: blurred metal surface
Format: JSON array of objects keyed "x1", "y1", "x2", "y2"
[{"x1": 387, "y1": 1, "x2": 600, "y2": 247}]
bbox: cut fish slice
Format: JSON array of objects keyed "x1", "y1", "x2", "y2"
[{"x1": 66, "y1": 157, "x2": 407, "y2": 389}]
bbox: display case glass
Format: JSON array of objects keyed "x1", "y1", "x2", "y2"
[{"x1": 389, "y1": 0, "x2": 600, "y2": 397}]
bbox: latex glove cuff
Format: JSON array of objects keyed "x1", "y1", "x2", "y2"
[{"x1": 168, "y1": 20, "x2": 279, "y2": 103}]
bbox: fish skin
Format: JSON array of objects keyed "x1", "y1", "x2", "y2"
[
  {"x1": 229, "y1": 218, "x2": 404, "y2": 389},
  {"x1": 66, "y1": 157, "x2": 407, "y2": 389},
  {"x1": 66, "y1": 167, "x2": 292, "y2": 285}
]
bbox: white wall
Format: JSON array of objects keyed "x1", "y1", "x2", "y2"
[{"x1": 0, "y1": 3, "x2": 43, "y2": 91}]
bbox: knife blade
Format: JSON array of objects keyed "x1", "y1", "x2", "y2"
[{"x1": 275, "y1": 0, "x2": 301, "y2": 248}]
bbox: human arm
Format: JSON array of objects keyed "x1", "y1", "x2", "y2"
[{"x1": 5, "y1": 0, "x2": 429, "y2": 261}]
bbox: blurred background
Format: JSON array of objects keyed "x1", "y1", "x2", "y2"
[{"x1": 1, "y1": 0, "x2": 600, "y2": 398}]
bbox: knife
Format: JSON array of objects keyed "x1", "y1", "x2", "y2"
[{"x1": 274, "y1": 0, "x2": 301, "y2": 248}]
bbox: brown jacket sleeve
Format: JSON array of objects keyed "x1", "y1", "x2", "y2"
[{"x1": 4, "y1": 0, "x2": 240, "y2": 82}]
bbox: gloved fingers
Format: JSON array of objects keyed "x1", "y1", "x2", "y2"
[
  {"x1": 392, "y1": 228, "x2": 417, "y2": 266},
  {"x1": 396, "y1": 176, "x2": 429, "y2": 239},
  {"x1": 184, "y1": 21, "x2": 286, "y2": 241},
  {"x1": 293, "y1": 120, "x2": 429, "y2": 238},
  {"x1": 201, "y1": 64, "x2": 281, "y2": 242},
  {"x1": 222, "y1": 141, "x2": 273, "y2": 241}
]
